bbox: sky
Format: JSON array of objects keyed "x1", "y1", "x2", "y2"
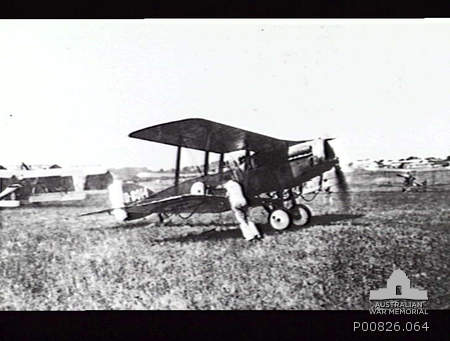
[{"x1": 0, "y1": 19, "x2": 449, "y2": 170}]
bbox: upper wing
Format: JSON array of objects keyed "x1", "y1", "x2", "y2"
[
  {"x1": 129, "y1": 118, "x2": 310, "y2": 153},
  {"x1": 0, "y1": 167, "x2": 108, "y2": 179},
  {"x1": 0, "y1": 169, "x2": 66, "y2": 179}
]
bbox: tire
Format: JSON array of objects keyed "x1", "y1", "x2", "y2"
[
  {"x1": 289, "y1": 204, "x2": 312, "y2": 227},
  {"x1": 269, "y1": 209, "x2": 291, "y2": 230}
]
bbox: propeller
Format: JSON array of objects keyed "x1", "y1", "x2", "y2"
[
  {"x1": 323, "y1": 139, "x2": 350, "y2": 211},
  {"x1": 333, "y1": 163, "x2": 351, "y2": 211}
]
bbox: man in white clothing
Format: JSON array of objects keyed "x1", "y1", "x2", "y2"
[{"x1": 222, "y1": 178, "x2": 261, "y2": 241}]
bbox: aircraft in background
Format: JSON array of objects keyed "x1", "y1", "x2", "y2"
[
  {"x1": 83, "y1": 118, "x2": 349, "y2": 231},
  {"x1": 396, "y1": 172, "x2": 427, "y2": 192},
  {"x1": 0, "y1": 163, "x2": 113, "y2": 207}
]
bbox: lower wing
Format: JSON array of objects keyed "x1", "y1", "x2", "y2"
[
  {"x1": 81, "y1": 194, "x2": 230, "y2": 219},
  {"x1": 133, "y1": 194, "x2": 230, "y2": 214}
]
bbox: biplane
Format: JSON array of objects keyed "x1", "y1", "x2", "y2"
[
  {"x1": 83, "y1": 118, "x2": 349, "y2": 231},
  {"x1": 0, "y1": 164, "x2": 113, "y2": 207},
  {"x1": 396, "y1": 172, "x2": 427, "y2": 192},
  {"x1": 369, "y1": 168, "x2": 429, "y2": 192}
]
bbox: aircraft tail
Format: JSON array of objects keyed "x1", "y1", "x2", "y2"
[
  {"x1": 107, "y1": 178, "x2": 154, "y2": 221},
  {"x1": 108, "y1": 179, "x2": 128, "y2": 221}
]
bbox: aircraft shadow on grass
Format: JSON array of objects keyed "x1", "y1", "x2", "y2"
[
  {"x1": 88, "y1": 218, "x2": 239, "y2": 232},
  {"x1": 149, "y1": 213, "x2": 365, "y2": 244}
]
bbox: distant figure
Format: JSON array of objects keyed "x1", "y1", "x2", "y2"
[{"x1": 223, "y1": 179, "x2": 261, "y2": 241}]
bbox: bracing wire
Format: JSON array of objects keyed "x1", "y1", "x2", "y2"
[
  {"x1": 299, "y1": 191, "x2": 321, "y2": 202},
  {"x1": 177, "y1": 201, "x2": 205, "y2": 220}
]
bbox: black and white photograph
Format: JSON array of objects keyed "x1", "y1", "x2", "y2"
[{"x1": 0, "y1": 19, "x2": 448, "y2": 316}]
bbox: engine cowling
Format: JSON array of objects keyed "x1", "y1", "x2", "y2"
[{"x1": 288, "y1": 138, "x2": 335, "y2": 161}]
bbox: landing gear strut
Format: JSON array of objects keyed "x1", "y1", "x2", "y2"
[{"x1": 265, "y1": 188, "x2": 312, "y2": 230}]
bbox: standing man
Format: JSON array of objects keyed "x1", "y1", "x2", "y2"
[{"x1": 222, "y1": 178, "x2": 261, "y2": 241}]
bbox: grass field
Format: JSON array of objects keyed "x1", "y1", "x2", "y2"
[{"x1": 0, "y1": 189, "x2": 449, "y2": 310}]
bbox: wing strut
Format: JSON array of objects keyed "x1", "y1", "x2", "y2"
[
  {"x1": 174, "y1": 146, "x2": 181, "y2": 189},
  {"x1": 203, "y1": 151, "x2": 209, "y2": 176},
  {"x1": 218, "y1": 153, "x2": 225, "y2": 174},
  {"x1": 244, "y1": 149, "x2": 251, "y2": 171}
]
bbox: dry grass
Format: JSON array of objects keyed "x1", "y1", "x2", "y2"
[{"x1": 0, "y1": 190, "x2": 448, "y2": 310}]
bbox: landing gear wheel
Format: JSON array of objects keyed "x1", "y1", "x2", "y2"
[
  {"x1": 290, "y1": 204, "x2": 311, "y2": 227},
  {"x1": 269, "y1": 209, "x2": 291, "y2": 230}
]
